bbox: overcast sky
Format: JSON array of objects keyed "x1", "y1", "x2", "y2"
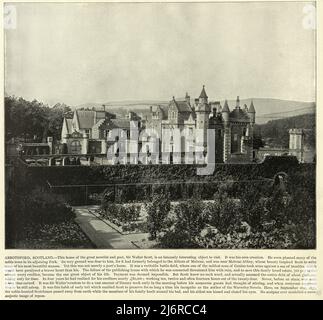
[{"x1": 5, "y1": 2, "x2": 316, "y2": 106}]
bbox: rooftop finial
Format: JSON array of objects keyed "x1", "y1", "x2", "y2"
[{"x1": 236, "y1": 95, "x2": 240, "y2": 108}]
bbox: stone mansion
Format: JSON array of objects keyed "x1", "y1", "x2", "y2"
[{"x1": 61, "y1": 86, "x2": 256, "y2": 164}]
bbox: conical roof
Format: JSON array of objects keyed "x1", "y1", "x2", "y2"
[
  {"x1": 199, "y1": 85, "x2": 208, "y2": 99},
  {"x1": 222, "y1": 100, "x2": 230, "y2": 112},
  {"x1": 249, "y1": 100, "x2": 255, "y2": 113}
]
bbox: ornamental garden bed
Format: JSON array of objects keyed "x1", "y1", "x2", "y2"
[
  {"x1": 95, "y1": 169, "x2": 315, "y2": 249},
  {"x1": 5, "y1": 187, "x2": 96, "y2": 249},
  {"x1": 14, "y1": 220, "x2": 95, "y2": 249},
  {"x1": 96, "y1": 200, "x2": 211, "y2": 235},
  {"x1": 94, "y1": 202, "x2": 148, "y2": 235}
]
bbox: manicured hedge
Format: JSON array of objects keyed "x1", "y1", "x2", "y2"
[
  {"x1": 19, "y1": 156, "x2": 306, "y2": 186},
  {"x1": 14, "y1": 157, "x2": 314, "y2": 205}
]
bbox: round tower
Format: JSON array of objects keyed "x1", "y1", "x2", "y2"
[
  {"x1": 222, "y1": 99, "x2": 230, "y2": 122},
  {"x1": 195, "y1": 86, "x2": 210, "y2": 163},
  {"x1": 246, "y1": 100, "x2": 256, "y2": 162},
  {"x1": 222, "y1": 100, "x2": 231, "y2": 163},
  {"x1": 196, "y1": 85, "x2": 211, "y2": 130}
]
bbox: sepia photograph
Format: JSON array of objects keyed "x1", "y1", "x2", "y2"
[{"x1": 4, "y1": 1, "x2": 316, "y2": 250}]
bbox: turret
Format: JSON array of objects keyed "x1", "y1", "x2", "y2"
[
  {"x1": 222, "y1": 100, "x2": 231, "y2": 163},
  {"x1": 289, "y1": 128, "x2": 304, "y2": 162},
  {"x1": 196, "y1": 85, "x2": 210, "y2": 113},
  {"x1": 222, "y1": 100, "x2": 230, "y2": 122},
  {"x1": 236, "y1": 96, "x2": 240, "y2": 109},
  {"x1": 248, "y1": 100, "x2": 256, "y2": 124},
  {"x1": 195, "y1": 86, "x2": 210, "y2": 153},
  {"x1": 199, "y1": 85, "x2": 208, "y2": 104}
]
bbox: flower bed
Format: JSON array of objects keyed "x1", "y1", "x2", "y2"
[
  {"x1": 15, "y1": 220, "x2": 95, "y2": 249},
  {"x1": 98, "y1": 202, "x2": 148, "y2": 234}
]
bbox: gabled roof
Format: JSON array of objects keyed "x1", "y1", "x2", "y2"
[
  {"x1": 168, "y1": 99, "x2": 194, "y2": 121},
  {"x1": 175, "y1": 100, "x2": 193, "y2": 113},
  {"x1": 185, "y1": 112, "x2": 196, "y2": 122},
  {"x1": 75, "y1": 110, "x2": 96, "y2": 129},
  {"x1": 181, "y1": 112, "x2": 195, "y2": 121},
  {"x1": 151, "y1": 105, "x2": 167, "y2": 119},
  {"x1": 110, "y1": 119, "x2": 130, "y2": 129},
  {"x1": 92, "y1": 118, "x2": 106, "y2": 131},
  {"x1": 66, "y1": 119, "x2": 73, "y2": 133}
]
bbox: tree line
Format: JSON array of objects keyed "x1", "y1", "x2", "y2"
[
  {"x1": 254, "y1": 113, "x2": 315, "y2": 148},
  {"x1": 5, "y1": 96, "x2": 73, "y2": 142}
]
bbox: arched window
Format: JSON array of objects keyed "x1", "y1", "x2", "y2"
[{"x1": 71, "y1": 140, "x2": 81, "y2": 154}]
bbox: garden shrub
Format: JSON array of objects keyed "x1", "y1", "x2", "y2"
[
  {"x1": 204, "y1": 191, "x2": 241, "y2": 234},
  {"x1": 20, "y1": 188, "x2": 75, "y2": 225},
  {"x1": 101, "y1": 189, "x2": 141, "y2": 225},
  {"x1": 239, "y1": 184, "x2": 268, "y2": 231},
  {"x1": 146, "y1": 191, "x2": 171, "y2": 239},
  {"x1": 197, "y1": 175, "x2": 316, "y2": 249},
  {"x1": 264, "y1": 188, "x2": 290, "y2": 228},
  {"x1": 158, "y1": 198, "x2": 207, "y2": 248},
  {"x1": 117, "y1": 205, "x2": 141, "y2": 223}
]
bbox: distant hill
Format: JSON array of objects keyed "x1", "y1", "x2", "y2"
[
  {"x1": 73, "y1": 100, "x2": 169, "y2": 118},
  {"x1": 254, "y1": 113, "x2": 315, "y2": 148},
  {"x1": 74, "y1": 100, "x2": 168, "y2": 110},
  {"x1": 73, "y1": 98, "x2": 315, "y2": 124},
  {"x1": 223, "y1": 98, "x2": 315, "y2": 124}
]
